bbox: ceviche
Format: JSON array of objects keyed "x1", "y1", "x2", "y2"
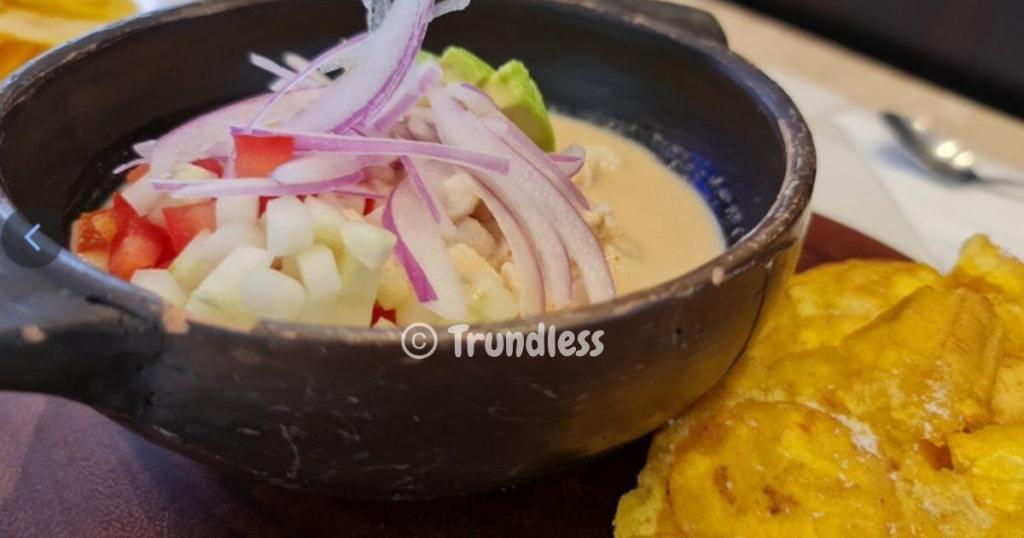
[{"x1": 70, "y1": 0, "x2": 724, "y2": 328}]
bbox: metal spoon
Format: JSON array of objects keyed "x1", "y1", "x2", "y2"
[{"x1": 882, "y1": 112, "x2": 1024, "y2": 200}]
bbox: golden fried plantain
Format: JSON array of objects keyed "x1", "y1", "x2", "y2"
[
  {"x1": 889, "y1": 453, "x2": 995, "y2": 537},
  {"x1": 616, "y1": 237, "x2": 1024, "y2": 538},
  {"x1": 0, "y1": 0, "x2": 134, "y2": 78},
  {"x1": 664, "y1": 401, "x2": 901, "y2": 537},
  {"x1": 7, "y1": 0, "x2": 135, "y2": 20},
  {"x1": 991, "y1": 357, "x2": 1024, "y2": 424},
  {"x1": 949, "y1": 424, "x2": 1024, "y2": 515},
  {"x1": 731, "y1": 287, "x2": 1002, "y2": 448},
  {"x1": 948, "y1": 235, "x2": 1024, "y2": 424},
  {"x1": 839, "y1": 287, "x2": 1001, "y2": 444},
  {"x1": 951, "y1": 235, "x2": 1024, "y2": 301},
  {"x1": 747, "y1": 261, "x2": 943, "y2": 368}
]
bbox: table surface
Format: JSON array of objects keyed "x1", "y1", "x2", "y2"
[
  {"x1": 680, "y1": 0, "x2": 1024, "y2": 170},
  {"x1": 0, "y1": 216, "x2": 906, "y2": 538}
]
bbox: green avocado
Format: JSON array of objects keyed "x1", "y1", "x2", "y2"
[
  {"x1": 417, "y1": 50, "x2": 439, "y2": 64},
  {"x1": 482, "y1": 60, "x2": 556, "y2": 152},
  {"x1": 439, "y1": 46, "x2": 495, "y2": 86}
]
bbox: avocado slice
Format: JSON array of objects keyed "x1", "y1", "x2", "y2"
[
  {"x1": 439, "y1": 46, "x2": 495, "y2": 86},
  {"x1": 417, "y1": 50, "x2": 440, "y2": 64},
  {"x1": 482, "y1": 60, "x2": 556, "y2": 152}
]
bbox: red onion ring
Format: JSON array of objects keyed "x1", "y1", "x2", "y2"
[
  {"x1": 383, "y1": 177, "x2": 468, "y2": 319},
  {"x1": 240, "y1": 127, "x2": 510, "y2": 174}
]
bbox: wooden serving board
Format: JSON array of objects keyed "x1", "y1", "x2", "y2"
[{"x1": 0, "y1": 215, "x2": 905, "y2": 538}]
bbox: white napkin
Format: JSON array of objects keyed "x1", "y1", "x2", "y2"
[
  {"x1": 768, "y1": 70, "x2": 935, "y2": 263},
  {"x1": 834, "y1": 112, "x2": 1022, "y2": 272}
]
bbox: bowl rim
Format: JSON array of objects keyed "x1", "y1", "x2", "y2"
[{"x1": 0, "y1": 0, "x2": 815, "y2": 344}]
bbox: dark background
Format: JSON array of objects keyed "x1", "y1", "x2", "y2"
[{"x1": 729, "y1": 0, "x2": 1024, "y2": 119}]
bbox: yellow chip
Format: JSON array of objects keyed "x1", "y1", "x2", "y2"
[
  {"x1": 7, "y1": 0, "x2": 135, "y2": 20},
  {"x1": 951, "y1": 235, "x2": 1024, "y2": 301},
  {"x1": 618, "y1": 237, "x2": 1023, "y2": 536},
  {"x1": 839, "y1": 287, "x2": 1001, "y2": 443},
  {"x1": 663, "y1": 401, "x2": 901, "y2": 537},
  {"x1": 890, "y1": 453, "x2": 996, "y2": 537},
  {"x1": 0, "y1": 0, "x2": 134, "y2": 79},
  {"x1": 748, "y1": 260, "x2": 943, "y2": 368},
  {"x1": 0, "y1": 34, "x2": 46, "y2": 78},
  {"x1": 949, "y1": 424, "x2": 1024, "y2": 515}
]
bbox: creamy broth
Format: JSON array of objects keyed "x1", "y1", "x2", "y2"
[{"x1": 552, "y1": 114, "x2": 726, "y2": 294}]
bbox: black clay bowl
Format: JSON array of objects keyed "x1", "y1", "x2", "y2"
[{"x1": 0, "y1": 0, "x2": 813, "y2": 499}]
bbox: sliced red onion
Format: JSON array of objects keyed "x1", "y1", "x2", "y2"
[
  {"x1": 431, "y1": 89, "x2": 615, "y2": 305},
  {"x1": 430, "y1": 89, "x2": 573, "y2": 307},
  {"x1": 132, "y1": 140, "x2": 157, "y2": 159},
  {"x1": 481, "y1": 112, "x2": 590, "y2": 209},
  {"x1": 154, "y1": 172, "x2": 374, "y2": 199},
  {"x1": 449, "y1": 84, "x2": 590, "y2": 209},
  {"x1": 447, "y1": 82, "x2": 496, "y2": 115},
  {"x1": 467, "y1": 177, "x2": 545, "y2": 316},
  {"x1": 144, "y1": 89, "x2": 322, "y2": 182},
  {"x1": 284, "y1": 52, "x2": 326, "y2": 78},
  {"x1": 283, "y1": 0, "x2": 433, "y2": 134},
  {"x1": 242, "y1": 127, "x2": 510, "y2": 174},
  {"x1": 552, "y1": 144, "x2": 586, "y2": 176},
  {"x1": 383, "y1": 178, "x2": 467, "y2": 320},
  {"x1": 363, "y1": 0, "x2": 391, "y2": 32},
  {"x1": 406, "y1": 116, "x2": 440, "y2": 142},
  {"x1": 366, "y1": 60, "x2": 443, "y2": 133},
  {"x1": 250, "y1": 53, "x2": 314, "y2": 87},
  {"x1": 312, "y1": 34, "x2": 369, "y2": 75},
  {"x1": 399, "y1": 157, "x2": 442, "y2": 223},
  {"x1": 113, "y1": 158, "x2": 147, "y2": 175},
  {"x1": 433, "y1": 0, "x2": 472, "y2": 19},
  {"x1": 271, "y1": 153, "x2": 389, "y2": 185},
  {"x1": 246, "y1": 35, "x2": 367, "y2": 129}
]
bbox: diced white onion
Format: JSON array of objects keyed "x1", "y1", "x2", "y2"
[
  {"x1": 294, "y1": 244, "x2": 343, "y2": 299},
  {"x1": 265, "y1": 196, "x2": 314, "y2": 257},
  {"x1": 131, "y1": 269, "x2": 188, "y2": 306},
  {"x1": 187, "y1": 247, "x2": 274, "y2": 320},
  {"x1": 241, "y1": 268, "x2": 308, "y2": 321},
  {"x1": 216, "y1": 196, "x2": 260, "y2": 228},
  {"x1": 203, "y1": 222, "x2": 266, "y2": 264}
]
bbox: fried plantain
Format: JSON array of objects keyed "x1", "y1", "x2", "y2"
[
  {"x1": 663, "y1": 400, "x2": 901, "y2": 537},
  {"x1": 616, "y1": 237, "x2": 1024, "y2": 538}
]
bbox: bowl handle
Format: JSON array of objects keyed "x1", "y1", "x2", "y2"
[
  {"x1": 0, "y1": 214, "x2": 161, "y2": 400},
  {"x1": 597, "y1": 0, "x2": 729, "y2": 46}
]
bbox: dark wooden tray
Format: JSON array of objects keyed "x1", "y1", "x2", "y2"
[{"x1": 0, "y1": 215, "x2": 905, "y2": 538}]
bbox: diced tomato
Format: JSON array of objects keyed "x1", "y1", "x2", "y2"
[
  {"x1": 125, "y1": 164, "x2": 150, "y2": 184},
  {"x1": 162, "y1": 201, "x2": 216, "y2": 252},
  {"x1": 363, "y1": 198, "x2": 377, "y2": 215},
  {"x1": 156, "y1": 248, "x2": 177, "y2": 269},
  {"x1": 233, "y1": 134, "x2": 294, "y2": 177},
  {"x1": 113, "y1": 193, "x2": 138, "y2": 230},
  {"x1": 74, "y1": 208, "x2": 118, "y2": 252},
  {"x1": 371, "y1": 303, "x2": 397, "y2": 326},
  {"x1": 191, "y1": 158, "x2": 224, "y2": 177},
  {"x1": 109, "y1": 217, "x2": 170, "y2": 280}
]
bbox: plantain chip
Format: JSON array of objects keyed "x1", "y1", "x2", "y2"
[
  {"x1": 949, "y1": 424, "x2": 1024, "y2": 515},
  {"x1": 7, "y1": 0, "x2": 135, "y2": 20},
  {"x1": 616, "y1": 237, "x2": 1024, "y2": 537},
  {"x1": 745, "y1": 260, "x2": 943, "y2": 369},
  {"x1": 0, "y1": 1, "x2": 134, "y2": 78},
  {"x1": 664, "y1": 400, "x2": 901, "y2": 537}
]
